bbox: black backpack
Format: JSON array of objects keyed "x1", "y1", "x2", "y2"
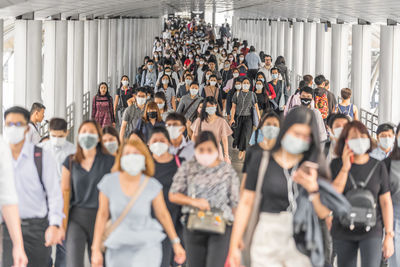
[{"x1": 339, "y1": 161, "x2": 380, "y2": 232}]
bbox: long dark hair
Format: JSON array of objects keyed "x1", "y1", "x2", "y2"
[
  {"x1": 335, "y1": 120, "x2": 373, "y2": 157},
  {"x1": 389, "y1": 123, "x2": 400, "y2": 160},
  {"x1": 200, "y1": 96, "x2": 222, "y2": 122},
  {"x1": 96, "y1": 82, "x2": 111, "y2": 99},
  {"x1": 195, "y1": 130, "x2": 218, "y2": 149},
  {"x1": 275, "y1": 56, "x2": 286, "y2": 66},
  {"x1": 119, "y1": 75, "x2": 130, "y2": 89}
]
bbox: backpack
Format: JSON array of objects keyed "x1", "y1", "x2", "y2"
[
  {"x1": 339, "y1": 162, "x2": 379, "y2": 232},
  {"x1": 315, "y1": 93, "x2": 329, "y2": 119},
  {"x1": 34, "y1": 146, "x2": 48, "y2": 211}
]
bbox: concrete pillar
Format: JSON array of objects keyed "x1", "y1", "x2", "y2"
[
  {"x1": 303, "y1": 22, "x2": 316, "y2": 76},
  {"x1": 265, "y1": 21, "x2": 271, "y2": 55},
  {"x1": 116, "y1": 19, "x2": 124, "y2": 83},
  {"x1": 351, "y1": 24, "x2": 371, "y2": 110},
  {"x1": 0, "y1": 19, "x2": 3, "y2": 133},
  {"x1": 109, "y1": 19, "x2": 118, "y2": 93},
  {"x1": 123, "y1": 19, "x2": 130, "y2": 76},
  {"x1": 284, "y1": 21, "x2": 293, "y2": 70},
  {"x1": 14, "y1": 20, "x2": 42, "y2": 108},
  {"x1": 85, "y1": 20, "x2": 98, "y2": 106},
  {"x1": 379, "y1": 25, "x2": 400, "y2": 124},
  {"x1": 98, "y1": 19, "x2": 109, "y2": 84},
  {"x1": 291, "y1": 22, "x2": 304, "y2": 93},
  {"x1": 277, "y1": 21, "x2": 285, "y2": 58},
  {"x1": 271, "y1": 21, "x2": 278, "y2": 60},
  {"x1": 43, "y1": 20, "x2": 68, "y2": 118},
  {"x1": 331, "y1": 24, "x2": 349, "y2": 97},
  {"x1": 316, "y1": 23, "x2": 332, "y2": 79}
]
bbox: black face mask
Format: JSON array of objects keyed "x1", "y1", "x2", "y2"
[
  {"x1": 300, "y1": 98, "x2": 312, "y2": 106},
  {"x1": 148, "y1": 111, "x2": 158, "y2": 119}
]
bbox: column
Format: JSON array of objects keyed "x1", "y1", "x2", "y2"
[
  {"x1": 379, "y1": 25, "x2": 400, "y2": 123},
  {"x1": 72, "y1": 21, "x2": 84, "y2": 136},
  {"x1": 284, "y1": 21, "x2": 293, "y2": 69},
  {"x1": 116, "y1": 19, "x2": 124, "y2": 83},
  {"x1": 277, "y1": 21, "x2": 285, "y2": 58},
  {"x1": 43, "y1": 20, "x2": 68, "y2": 118},
  {"x1": 86, "y1": 20, "x2": 98, "y2": 104},
  {"x1": 331, "y1": 23, "x2": 349, "y2": 97},
  {"x1": 351, "y1": 24, "x2": 371, "y2": 110},
  {"x1": 123, "y1": 19, "x2": 130, "y2": 76},
  {"x1": 271, "y1": 21, "x2": 278, "y2": 60},
  {"x1": 303, "y1": 22, "x2": 316, "y2": 76},
  {"x1": 291, "y1": 22, "x2": 304, "y2": 93},
  {"x1": 109, "y1": 19, "x2": 118, "y2": 93},
  {"x1": 98, "y1": 19, "x2": 109, "y2": 84},
  {"x1": 265, "y1": 21, "x2": 271, "y2": 55},
  {"x1": 14, "y1": 20, "x2": 42, "y2": 108},
  {"x1": 0, "y1": 19, "x2": 3, "y2": 132},
  {"x1": 316, "y1": 23, "x2": 332, "y2": 78}
]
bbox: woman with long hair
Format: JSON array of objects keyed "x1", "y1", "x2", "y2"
[
  {"x1": 92, "y1": 82, "x2": 115, "y2": 128},
  {"x1": 114, "y1": 75, "x2": 134, "y2": 127},
  {"x1": 136, "y1": 101, "x2": 165, "y2": 142}
]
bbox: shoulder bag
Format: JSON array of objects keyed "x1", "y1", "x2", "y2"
[{"x1": 101, "y1": 176, "x2": 150, "y2": 252}]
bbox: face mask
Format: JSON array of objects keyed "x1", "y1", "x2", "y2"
[
  {"x1": 167, "y1": 126, "x2": 183, "y2": 140},
  {"x1": 210, "y1": 81, "x2": 217, "y2": 86},
  {"x1": 347, "y1": 138, "x2": 370, "y2": 155},
  {"x1": 224, "y1": 64, "x2": 230, "y2": 69},
  {"x1": 229, "y1": 58, "x2": 234, "y2": 62},
  {"x1": 197, "y1": 50, "x2": 201, "y2": 54},
  {"x1": 154, "y1": 54, "x2": 158, "y2": 58},
  {"x1": 239, "y1": 57, "x2": 244, "y2": 61},
  {"x1": 137, "y1": 97, "x2": 146, "y2": 106},
  {"x1": 104, "y1": 141, "x2": 119, "y2": 154},
  {"x1": 78, "y1": 133, "x2": 98, "y2": 151},
  {"x1": 200, "y1": 60, "x2": 204, "y2": 65},
  {"x1": 379, "y1": 137, "x2": 395, "y2": 151},
  {"x1": 4, "y1": 126, "x2": 26, "y2": 144},
  {"x1": 157, "y1": 103, "x2": 165, "y2": 110},
  {"x1": 188, "y1": 54, "x2": 193, "y2": 58},
  {"x1": 255, "y1": 84, "x2": 263, "y2": 90},
  {"x1": 165, "y1": 54, "x2": 171, "y2": 58},
  {"x1": 190, "y1": 89, "x2": 199, "y2": 96},
  {"x1": 261, "y1": 126, "x2": 280, "y2": 140},
  {"x1": 149, "y1": 142, "x2": 169, "y2": 157},
  {"x1": 300, "y1": 98, "x2": 312, "y2": 106},
  {"x1": 333, "y1": 127, "x2": 343, "y2": 139},
  {"x1": 242, "y1": 84, "x2": 250, "y2": 90},
  {"x1": 148, "y1": 111, "x2": 158, "y2": 119},
  {"x1": 258, "y1": 78, "x2": 265, "y2": 82},
  {"x1": 50, "y1": 135, "x2": 66, "y2": 147},
  {"x1": 214, "y1": 49, "x2": 218, "y2": 53},
  {"x1": 195, "y1": 151, "x2": 219, "y2": 167},
  {"x1": 148, "y1": 65, "x2": 154, "y2": 70},
  {"x1": 206, "y1": 106, "x2": 217, "y2": 115},
  {"x1": 179, "y1": 52, "x2": 183, "y2": 56},
  {"x1": 272, "y1": 74, "x2": 279, "y2": 80},
  {"x1": 122, "y1": 80, "x2": 129, "y2": 87},
  {"x1": 233, "y1": 73, "x2": 239, "y2": 78},
  {"x1": 281, "y1": 133, "x2": 310, "y2": 155},
  {"x1": 235, "y1": 84, "x2": 242, "y2": 90},
  {"x1": 121, "y1": 154, "x2": 145, "y2": 176},
  {"x1": 162, "y1": 79, "x2": 169, "y2": 85},
  {"x1": 165, "y1": 72, "x2": 171, "y2": 76},
  {"x1": 185, "y1": 79, "x2": 192, "y2": 85},
  {"x1": 206, "y1": 74, "x2": 211, "y2": 80}
]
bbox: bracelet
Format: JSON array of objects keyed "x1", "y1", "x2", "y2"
[
  {"x1": 171, "y1": 237, "x2": 181, "y2": 245},
  {"x1": 308, "y1": 191, "x2": 320, "y2": 202},
  {"x1": 385, "y1": 230, "x2": 395, "y2": 238},
  {"x1": 323, "y1": 211, "x2": 333, "y2": 220}
]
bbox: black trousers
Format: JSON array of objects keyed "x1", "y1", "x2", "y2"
[
  {"x1": 2, "y1": 217, "x2": 51, "y2": 267},
  {"x1": 233, "y1": 115, "x2": 253, "y2": 151},
  {"x1": 247, "y1": 69, "x2": 258, "y2": 83},
  {"x1": 333, "y1": 237, "x2": 382, "y2": 267},
  {"x1": 184, "y1": 226, "x2": 232, "y2": 267}
]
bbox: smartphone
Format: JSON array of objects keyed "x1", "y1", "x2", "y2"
[{"x1": 300, "y1": 161, "x2": 319, "y2": 174}]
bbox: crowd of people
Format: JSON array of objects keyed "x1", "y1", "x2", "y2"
[{"x1": 1, "y1": 16, "x2": 400, "y2": 267}]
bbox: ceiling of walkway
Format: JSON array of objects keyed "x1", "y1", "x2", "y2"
[{"x1": 0, "y1": 0, "x2": 399, "y2": 23}]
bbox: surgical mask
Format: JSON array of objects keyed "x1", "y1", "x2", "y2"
[
  {"x1": 148, "y1": 111, "x2": 158, "y2": 119},
  {"x1": 121, "y1": 154, "x2": 145, "y2": 176},
  {"x1": 190, "y1": 89, "x2": 198, "y2": 96},
  {"x1": 255, "y1": 84, "x2": 263, "y2": 90},
  {"x1": 188, "y1": 54, "x2": 193, "y2": 58},
  {"x1": 233, "y1": 73, "x2": 239, "y2": 78},
  {"x1": 148, "y1": 65, "x2": 154, "y2": 70},
  {"x1": 239, "y1": 57, "x2": 244, "y2": 61},
  {"x1": 136, "y1": 97, "x2": 146, "y2": 106},
  {"x1": 281, "y1": 133, "x2": 310, "y2": 155},
  {"x1": 224, "y1": 64, "x2": 230, "y2": 68},
  {"x1": 379, "y1": 137, "x2": 395, "y2": 151},
  {"x1": 167, "y1": 126, "x2": 183, "y2": 140},
  {"x1": 242, "y1": 84, "x2": 250, "y2": 90},
  {"x1": 157, "y1": 103, "x2": 165, "y2": 110},
  {"x1": 121, "y1": 80, "x2": 129, "y2": 87},
  {"x1": 258, "y1": 78, "x2": 265, "y2": 82},
  {"x1": 50, "y1": 135, "x2": 66, "y2": 147},
  {"x1": 200, "y1": 60, "x2": 204, "y2": 65},
  {"x1": 4, "y1": 126, "x2": 26, "y2": 144},
  {"x1": 165, "y1": 71, "x2": 171, "y2": 76},
  {"x1": 162, "y1": 79, "x2": 169, "y2": 85},
  {"x1": 347, "y1": 138, "x2": 370, "y2": 155},
  {"x1": 206, "y1": 106, "x2": 217, "y2": 115},
  {"x1": 333, "y1": 127, "x2": 343, "y2": 139},
  {"x1": 300, "y1": 98, "x2": 312, "y2": 106},
  {"x1": 185, "y1": 79, "x2": 192, "y2": 85},
  {"x1": 195, "y1": 151, "x2": 219, "y2": 167},
  {"x1": 206, "y1": 74, "x2": 211, "y2": 80},
  {"x1": 272, "y1": 74, "x2": 279, "y2": 80},
  {"x1": 78, "y1": 133, "x2": 98, "y2": 151},
  {"x1": 149, "y1": 142, "x2": 169, "y2": 156},
  {"x1": 229, "y1": 58, "x2": 234, "y2": 62},
  {"x1": 235, "y1": 84, "x2": 242, "y2": 90},
  {"x1": 210, "y1": 81, "x2": 217, "y2": 86},
  {"x1": 104, "y1": 141, "x2": 119, "y2": 155},
  {"x1": 261, "y1": 126, "x2": 280, "y2": 140}
]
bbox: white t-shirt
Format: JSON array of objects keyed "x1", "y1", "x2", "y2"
[{"x1": 0, "y1": 136, "x2": 18, "y2": 207}]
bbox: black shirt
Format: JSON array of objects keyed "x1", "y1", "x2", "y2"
[
  {"x1": 63, "y1": 149, "x2": 115, "y2": 209},
  {"x1": 330, "y1": 157, "x2": 390, "y2": 241},
  {"x1": 116, "y1": 87, "x2": 134, "y2": 109},
  {"x1": 242, "y1": 144, "x2": 263, "y2": 174}
]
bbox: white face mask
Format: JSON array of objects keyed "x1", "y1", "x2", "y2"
[
  {"x1": 157, "y1": 103, "x2": 165, "y2": 110},
  {"x1": 104, "y1": 141, "x2": 119, "y2": 154},
  {"x1": 333, "y1": 127, "x2": 343, "y2": 139},
  {"x1": 195, "y1": 151, "x2": 219, "y2": 167},
  {"x1": 122, "y1": 80, "x2": 129, "y2": 87},
  {"x1": 162, "y1": 79, "x2": 169, "y2": 85},
  {"x1": 4, "y1": 126, "x2": 26, "y2": 144},
  {"x1": 281, "y1": 133, "x2": 310, "y2": 155},
  {"x1": 205, "y1": 106, "x2": 217, "y2": 115},
  {"x1": 205, "y1": 74, "x2": 211, "y2": 80},
  {"x1": 78, "y1": 133, "x2": 99, "y2": 151},
  {"x1": 50, "y1": 135, "x2": 66, "y2": 147},
  {"x1": 261, "y1": 126, "x2": 280, "y2": 140},
  {"x1": 149, "y1": 142, "x2": 169, "y2": 156},
  {"x1": 233, "y1": 73, "x2": 239, "y2": 78},
  {"x1": 167, "y1": 126, "x2": 183, "y2": 140},
  {"x1": 190, "y1": 89, "x2": 199, "y2": 96},
  {"x1": 121, "y1": 154, "x2": 145, "y2": 176},
  {"x1": 347, "y1": 138, "x2": 371, "y2": 155},
  {"x1": 210, "y1": 81, "x2": 217, "y2": 86},
  {"x1": 255, "y1": 84, "x2": 263, "y2": 90},
  {"x1": 200, "y1": 60, "x2": 204, "y2": 65},
  {"x1": 185, "y1": 79, "x2": 192, "y2": 85},
  {"x1": 242, "y1": 84, "x2": 250, "y2": 90},
  {"x1": 137, "y1": 97, "x2": 146, "y2": 106},
  {"x1": 379, "y1": 137, "x2": 395, "y2": 151},
  {"x1": 235, "y1": 84, "x2": 242, "y2": 90}
]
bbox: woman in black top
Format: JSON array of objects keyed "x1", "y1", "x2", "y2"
[
  {"x1": 136, "y1": 101, "x2": 165, "y2": 142},
  {"x1": 114, "y1": 75, "x2": 134, "y2": 126},
  {"x1": 61, "y1": 120, "x2": 115, "y2": 267},
  {"x1": 148, "y1": 126, "x2": 184, "y2": 267},
  {"x1": 385, "y1": 123, "x2": 400, "y2": 266},
  {"x1": 227, "y1": 107, "x2": 331, "y2": 267},
  {"x1": 330, "y1": 120, "x2": 393, "y2": 267}
]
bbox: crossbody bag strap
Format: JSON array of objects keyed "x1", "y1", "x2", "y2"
[
  {"x1": 182, "y1": 97, "x2": 199, "y2": 116},
  {"x1": 104, "y1": 176, "x2": 150, "y2": 236}
]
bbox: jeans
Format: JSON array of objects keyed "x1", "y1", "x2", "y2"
[
  {"x1": 48, "y1": 242, "x2": 66, "y2": 267},
  {"x1": 389, "y1": 204, "x2": 400, "y2": 267},
  {"x1": 333, "y1": 237, "x2": 382, "y2": 267}
]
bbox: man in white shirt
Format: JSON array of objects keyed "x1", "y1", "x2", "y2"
[
  {"x1": 0, "y1": 136, "x2": 28, "y2": 267},
  {"x1": 27, "y1": 102, "x2": 46, "y2": 145},
  {"x1": 165, "y1": 113, "x2": 195, "y2": 161},
  {"x1": 258, "y1": 54, "x2": 273, "y2": 82},
  {"x1": 370, "y1": 123, "x2": 396, "y2": 161}
]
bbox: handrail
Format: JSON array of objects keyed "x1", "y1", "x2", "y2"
[
  {"x1": 83, "y1": 91, "x2": 90, "y2": 121},
  {"x1": 66, "y1": 103, "x2": 75, "y2": 142},
  {"x1": 360, "y1": 108, "x2": 378, "y2": 138}
]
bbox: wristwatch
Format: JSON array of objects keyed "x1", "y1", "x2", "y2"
[
  {"x1": 385, "y1": 230, "x2": 395, "y2": 238},
  {"x1": 171, "y1": 237, "x2": 181, "y2": 245}
]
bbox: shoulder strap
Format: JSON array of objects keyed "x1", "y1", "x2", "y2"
[
  {"x1": 34, "y1": 146, "x2": 48, "y2": 211},
  {"x1": 348, "y1": 161, "x2": 380, "y2": 189},
  {"x1": 30, "y1": 121, "x2": 38, "y2": 132},
  {"x1": 104, "y1": 176, "x2": 150, "y2": 237},
  {"x1": 182, "y1": 97, "x2": 199, "y2": 116},
  {"x1": 175, "y1": 155, "x2": 181, "y2": 168}
]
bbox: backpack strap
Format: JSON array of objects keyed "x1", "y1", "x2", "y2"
[
  {"x1": 34, "y1": 146, "x2": 48, "y2": 211},
  {"x1": 348, "y1": 161, "x2": 380, "y2": 189}
]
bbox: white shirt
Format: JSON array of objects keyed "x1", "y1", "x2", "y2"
[
  {"x1": 169, "y1": 138, "x2": 195, "y2": 161},
  {"x1": 0, "y1": 136, "x2": 18, "y2": 207},
  {"x1": 27, "y1": 122, "x2": 41, "y2": 145}
]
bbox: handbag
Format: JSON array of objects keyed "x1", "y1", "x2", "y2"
[
  {"x1": 251, "y1": 107, "x2": 259, "y2": 127},
  {"x1": 243, "y1": 151, "x2": 270, "y2": 248},
  {"x1": 101, "y1": 176, "x2": 150, "y2": 252},
  {"x1": 187, "y1": 208, "x2": 226, "y2": 235}
]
